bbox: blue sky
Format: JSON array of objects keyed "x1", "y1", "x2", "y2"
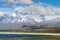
[
  {"x1": 0, "y1": 0, "x2": 60, "y2": 23},
  {"x1": 0, "y1": 0, "x2": 60, "y2": 15},
  {"x1": 33, "y1": 0, "x2": 60, "y2": 7},
  {"x1": 0, "y1": 0, "x2": 60, "y2": 7}
]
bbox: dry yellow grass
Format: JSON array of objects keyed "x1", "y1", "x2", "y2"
[
  {"x1": 0, "y1": 25, "x2": 60, "y2": 33},
  {"x1": 14, "y1": 27, "x2": 60, "y2": 33}
]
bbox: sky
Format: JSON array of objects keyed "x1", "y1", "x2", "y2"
[
  {"x1": 33, "y1": 0, "x2": 60, "y2": 7},
  {"x1": 0, "y1": 0, "x2": 60, "y2": 23},
  {"x1": 0, "y1": 0, "x2": 60, "y2": 15}
]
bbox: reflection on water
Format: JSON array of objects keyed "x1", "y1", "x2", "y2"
[{"x1": 0, "y1": 34, "x2": 59, "y2": 40}]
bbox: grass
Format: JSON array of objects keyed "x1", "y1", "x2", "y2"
[
  {"x1": 14, "y1": 27, "x2": 60, "y2": 33},
  {"x1": 0, "y1": 27, "x2": 60, "y2": 33},
  {"x1": 0, "y1": 24, "x2": 60, "y2": 33}
]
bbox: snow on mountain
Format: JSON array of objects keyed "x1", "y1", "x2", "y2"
[
  {"x1": 1, "y1": 11, "x2": 60, "y2": 24},
  {"x1": 0, "y1": 3, "x2": 60, "y2": 24},
  {"x1": 44, "y1": 15, "x2": 60, "y2": 24}
]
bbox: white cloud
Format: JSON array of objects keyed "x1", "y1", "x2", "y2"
[
  {"x1": 12, "y1": 2, "x2": 60, "y2": 23},
  {"x1": 14, "y1": 6, "x2": 25, "y2": 13},
  {"x1": 15, "y1": 0, "x2": 33, "y2": 4},
  {"x1": 0, "y1": 0, "x2": 14, "y2": 4},
  {"x1": 0, "y1": 11, "x2": 4, "y2": 16},
  {"x1": 1, "y1": 0, "x2": 60, "y2": 23},
  {"x1": 0, "y1": 8, "x2": 8, "y2": 11},
  {"x1": 1, "y1": 0, "x2": 60, "y2": 15},
  {"x1": 14, "y1": 3, "x2": 60, "y2": 15},
  {"x1": 0, "y1": 0, "x2": 33, "y2": 5}
]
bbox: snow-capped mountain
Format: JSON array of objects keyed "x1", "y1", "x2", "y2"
[
  {"x1": 0, "y1": 10, "x2": 60, "y2": 25},
  {"x1": 11, "y1": 11, "x2": 41, "y2": 24},
  {"x1": 46, "y1": 16, "x2": 60, "y2": 24},
  {"x1": 0, "y1": 12, "x2": 40, "y2": 24}
]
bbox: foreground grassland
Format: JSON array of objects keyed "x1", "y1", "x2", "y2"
[
  {"x1": 0, "y1": 36, "x2": 60, "y2": 40},
  {"x1": 8, "y1": 24, "x2": 60, "y2": 33},
  {"x1": 2, "y1": 27, "x2": 60, "y2": 33}
]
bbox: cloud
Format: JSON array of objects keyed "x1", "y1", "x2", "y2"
[
  {"x1": 12, "y1": 2, "x2": 60, "y2": 23},
  {"x1": 0, "y1": 0, "x2": 33, "y2": 5},
  {"x1": 14, "y1": 6, "x2": 25, "y2": 13},
  {"x1": 14, "y1": 3, "x2": 60, "y2": 15},
  {"x1": 0, "y1": 8, "x2": 9, "y2": 11},
  {"x1": 0, "y1": 11, "x2": 4, "y2": 16},
  {"x1": 15, "y1": 0, "x2": 33, "y2": 4},
  {"x1": 1, "y1": 0, "x2": 60, "y2": 23},
  {"x1": 1, "y1": 0, "x2": 60, "y2": 15}
]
